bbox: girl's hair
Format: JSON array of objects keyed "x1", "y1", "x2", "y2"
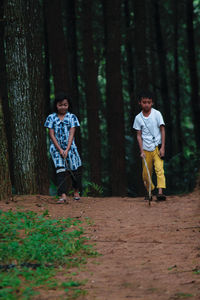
[
  {"x1": 54, "y1": 92, "x2": 72, "y2": 112},
  {"x1": 137, "y1": 91, "x2": 153, "y2": 102}
]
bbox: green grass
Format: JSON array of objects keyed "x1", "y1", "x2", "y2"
[{"x1": 0, "y1": 209, "x2": 98, "y2": 299}]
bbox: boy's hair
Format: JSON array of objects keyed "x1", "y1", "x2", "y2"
[
  {"x1": 54, "y1": 92, "x2": 72, "y2": 112},
  {"x1": 137, "y1": 91, "x2": 153, "y2": 102}
]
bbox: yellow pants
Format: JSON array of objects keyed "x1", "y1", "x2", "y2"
[{"x1": 142, "y1": 147, "x2": 166, "y2": 192}]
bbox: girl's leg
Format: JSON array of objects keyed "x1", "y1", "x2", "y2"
[
  {"x1": 142, "y1": 150, "x2": 154, "y2": 192},
  {"x1": 56, "y1": 168, "x2": 67, "y2": 200},
  {"x1": 70, "y1": 167, "x2": 82, "y2": 199}
]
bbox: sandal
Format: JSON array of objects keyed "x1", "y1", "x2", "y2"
[
  {"x1": 73, "y1": 196, "x2": 80, "y2": 201},
  {"x1": 156, "y1": 194, "x2": 166, "y2": 201},
  {"x1": 57, "y1": 198, "x2": 66, "y2": 204}
]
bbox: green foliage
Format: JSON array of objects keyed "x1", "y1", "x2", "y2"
[
  {"x1": 165, "y1": 150, "x2": 200, "y2": 194},
  {"x1": 82, "y1": 182, "x2": 103, "y2": 197},
  {"x1": 172, "y1": 293, "x2": 193, "y2": 299},
  {"x1": 0, "y1": 210, "x2": 98, "y2": 299}
]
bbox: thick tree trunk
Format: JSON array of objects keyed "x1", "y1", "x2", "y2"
[
  {"x1": 186, "y1": 0, "x2": 200, "y2": 148},
  {"x1": 24, "y1": 0, "x2": 49, "y2": 194},
  {"x1": 44, "y1": 0, "x2": 71, "y2": 94},
  {"x1": 4, "y1": 0, "x2": 49, "y2": 194},
  {"x1": 103, "y1": 0, "x2": 126, "y2": 196},
  {"x1": 0, "y1": 97, "x2": 12, "y2": 200},
  {"x1": 81, "y1": 0, "x2": 101, "y2": 185}
]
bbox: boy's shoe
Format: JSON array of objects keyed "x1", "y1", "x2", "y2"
[
  {"x1": 144, "y1": 193, "x2": 152, "y2": 201},
  {"x1": 156, "y1": 194, "x2": 166, "y2": 201}
]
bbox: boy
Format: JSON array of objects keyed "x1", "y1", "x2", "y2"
[{"x1": 133, "y1": 92, "x2": 166, "y2": 201}]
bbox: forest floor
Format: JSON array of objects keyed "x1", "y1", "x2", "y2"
[{"x1": 1, "y1": 191, "x2": 200, "y2": 300}]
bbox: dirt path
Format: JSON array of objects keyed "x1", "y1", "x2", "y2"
[{"x1": 1, "y1": 192, "x2": 200, "y2": 300}]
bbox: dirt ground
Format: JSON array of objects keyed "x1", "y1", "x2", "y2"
[{"x1": 1, "y1": 191, "x2": 200, "y2": 300}]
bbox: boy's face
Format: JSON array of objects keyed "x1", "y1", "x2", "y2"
[
  {"x1": 139, "y1": 97, "x2": 153, "y2": 113},
  {"x1": 56, "y1": 99, "x2": 69, "y2": 114}
]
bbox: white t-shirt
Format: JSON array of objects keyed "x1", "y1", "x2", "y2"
[{"x1": 133, "y1": 108, "x2": 165, "y2": 151}]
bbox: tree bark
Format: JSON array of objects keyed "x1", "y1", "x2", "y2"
[
  {"x1": 172, "y1": 0, "x2": 183, "y2": 154},
  {"x1": 81, "y1": 0, "x2": 101, "y2": 185},
  {"x1": 64, "y1": 0, "x2": 81, "y2": 154},
  {"x1": 24, "y1": 0, "x2": 49, "y2": 194},
  {"x1": 132, "y1": 0, "x2": 149, "y2": 195},
  {"x1": 186, "y1": 0, "x2": 200, "y2": 148},
  {"x1": 4, "y1": 0, "x2": 49, "y2": 194},
  {"x1": 0, "y1": 96, "x2": 12, "y2": 200},
  {"x1": 153, "y1": 0, "x2": 173, "y2": 158},
  {"x1": 44, "y1": 0, "x2": 71, "y2": 94},
  {"x1": 103, "y1": 0, "x2": 126, "y2": 196},
  {"x1": 0, "y1": 0, "x2": 14, "y2": 185},
  {"x1": 133, "y1": 0, "x2": 149, "y2": 92}
]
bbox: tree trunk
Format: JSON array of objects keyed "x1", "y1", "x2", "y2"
[
  {"x1": 0, "y1": 96, "x2": 12, "y2": 200},
  {"x1": 172, "y1": 0, "x2": 183, "y2": 154},
  {"x1": 81, "y1": 0, "x2": 101, "y2": 185},
  {"x1": 0, "y1": 0, "x2": 14, "y2": 185},
  {"x1": 44, "y1": 0, "x2": 71, "y2": 94},
  {"x1": 186, "y1": 0, "x2": 200, "y2": 148},
  {"x1": 64, "y1": 0, "x2": 81, "y2": 154},
  {"x1": 64, "y1": 0, "x2": 80, "y2": 117},
  {"x1": 124, "y1": 0, "x2": 135, "y2": 109},
  {"x1": 133, "y1": 0, "x2": 148, "y2": 92},
  {"x1": 24, "y1": 0, "x2": 49, "y2": 194},
  {"x1": 132, "y1": 0, "x2": 148, "y2": 195},
  {"x1": 4, "y1": 0, "x2": 49, "y2": 194},
  {"x1": 153, "y1": 0, "x2": 173, "y2": 158},
  {"x1": 103, "y1": 0, "x2": 126, "y2": 196}
]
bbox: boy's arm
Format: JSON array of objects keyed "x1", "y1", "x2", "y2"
[
  {"x1": 160, "y1": 125, "x2": 165, "y2": 158},
  {"x1": 136, "y1": 130, "x2": 145, "y2": 158}
]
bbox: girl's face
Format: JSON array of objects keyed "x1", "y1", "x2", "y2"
[
  {"x1": 56, "y1": 99, "x2": 69, "y2": 114},
  {"x1": 139, "y1": 98, "x2": 153, "y2": 113}
]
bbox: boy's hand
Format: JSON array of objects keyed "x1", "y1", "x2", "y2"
[
  {"x1": 140, "y1": 151, "x2": 146, "y2": 158},
  {"x1": 159, "y1": 146, "x2": 165, "y2": 159}
]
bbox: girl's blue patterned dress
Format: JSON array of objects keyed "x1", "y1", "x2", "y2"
[{"x1": 44, "y1": 112, "x2": 82, "y2": 170}]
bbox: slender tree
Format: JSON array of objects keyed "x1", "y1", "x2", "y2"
[
  {"x1": 0, "y1": 0, "x2": 13, "y2": 186},
  {"x1": 81, "y1": 0, "x2": 101, "y2": 185},
  {"x1": 172, "y1": 0, "x2": 183, "y2": 154},
  {"x1": 103, "y1": 0, "x2": 126, "y2": 196},
  {"x1": 64, "y1": 0, "x2": 80, "y2": 117},
  {"x1": 153, "y1": 0, "x2": 173, "y2": 158},
  {"x1": 64, "y1": 0, "x2": 81, "y2": 154},
  {"x1": 186, "y1": 0, "x2": 200, "y2": 148},
  {"x1": 133, "y1": 0, "x2": 148, "y2": 91},
  {"x1": 44, "y1": 0, "x2": 71, "y2": 94},
  {"x1": 0, "y1": 96, "x2": 12, "y2": 200},
  {"x1": 132, "y1": 0, "x2": 149, "y2": 195}
]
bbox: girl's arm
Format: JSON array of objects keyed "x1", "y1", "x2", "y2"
[
  {"x1": 49, "y1": 128, "x2": 64, "y2": 156},
  {"x1": 64, "y1": 127, "x2": 76, "y2": 157},
  {"x1": 136, "y1": 130, "x2": 145, "y2": 158},
  {"x1": 159, "y1": 125, "x2": 165, "y2": 158}
]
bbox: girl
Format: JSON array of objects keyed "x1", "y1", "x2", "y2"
[{"x1": 44, "y1": 92, "x2": 82, "y2": 203}]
